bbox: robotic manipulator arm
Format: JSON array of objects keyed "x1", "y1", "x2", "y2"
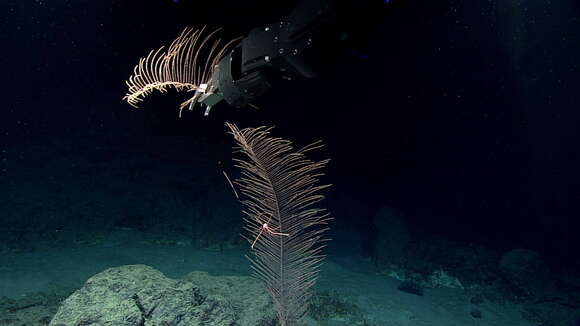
[{"x1": 194, "y1": 0, "x2": 381, "y2": 115}]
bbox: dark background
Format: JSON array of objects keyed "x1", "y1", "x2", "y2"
[{"x1": 1, "y1": 0, "x2": 579, "y2": 270}]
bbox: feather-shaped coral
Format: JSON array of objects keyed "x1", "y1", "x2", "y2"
[
  {"x1": 226, "y1": 122, "x2": 332, "y2": 326},
  {"x1": 123, "y1": 27, "x2": 238, "y2": 113}
]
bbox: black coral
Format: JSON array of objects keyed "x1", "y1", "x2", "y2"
[
  {"x1": 123, "y1": 27, "x2": 238, "y2": 112},
  {"x1": 226, "y1": 123, "x2": 332, "y2": 326}
]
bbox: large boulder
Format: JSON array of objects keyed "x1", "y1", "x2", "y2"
[
  {"x1": 372, "y1": 206, "x2": 412, "y2": 270},
  {"x1": 49, "y1": 265, "x2": 275, "y2": 326},
  {"x1": 181, "y1": 271, "x2": 276, "y2": 326},
  {"x1": 499, "y1": 248, "x2": 551, "y2": 298}
]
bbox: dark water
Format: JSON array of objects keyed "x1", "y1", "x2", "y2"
[{"x1": 1, "y1": 1, "x2": 579, "y2": 325}]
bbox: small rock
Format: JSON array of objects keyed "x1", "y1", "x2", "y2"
[
  {"x1": 397, "y1": 281, "x2": 424, "y2": 296},
  {"x1": 470, "y1": 309, "x2": 482, "y2": 319},
  {"x1": 470, "y1": 294, "x2": 484, "y2": 304}
]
